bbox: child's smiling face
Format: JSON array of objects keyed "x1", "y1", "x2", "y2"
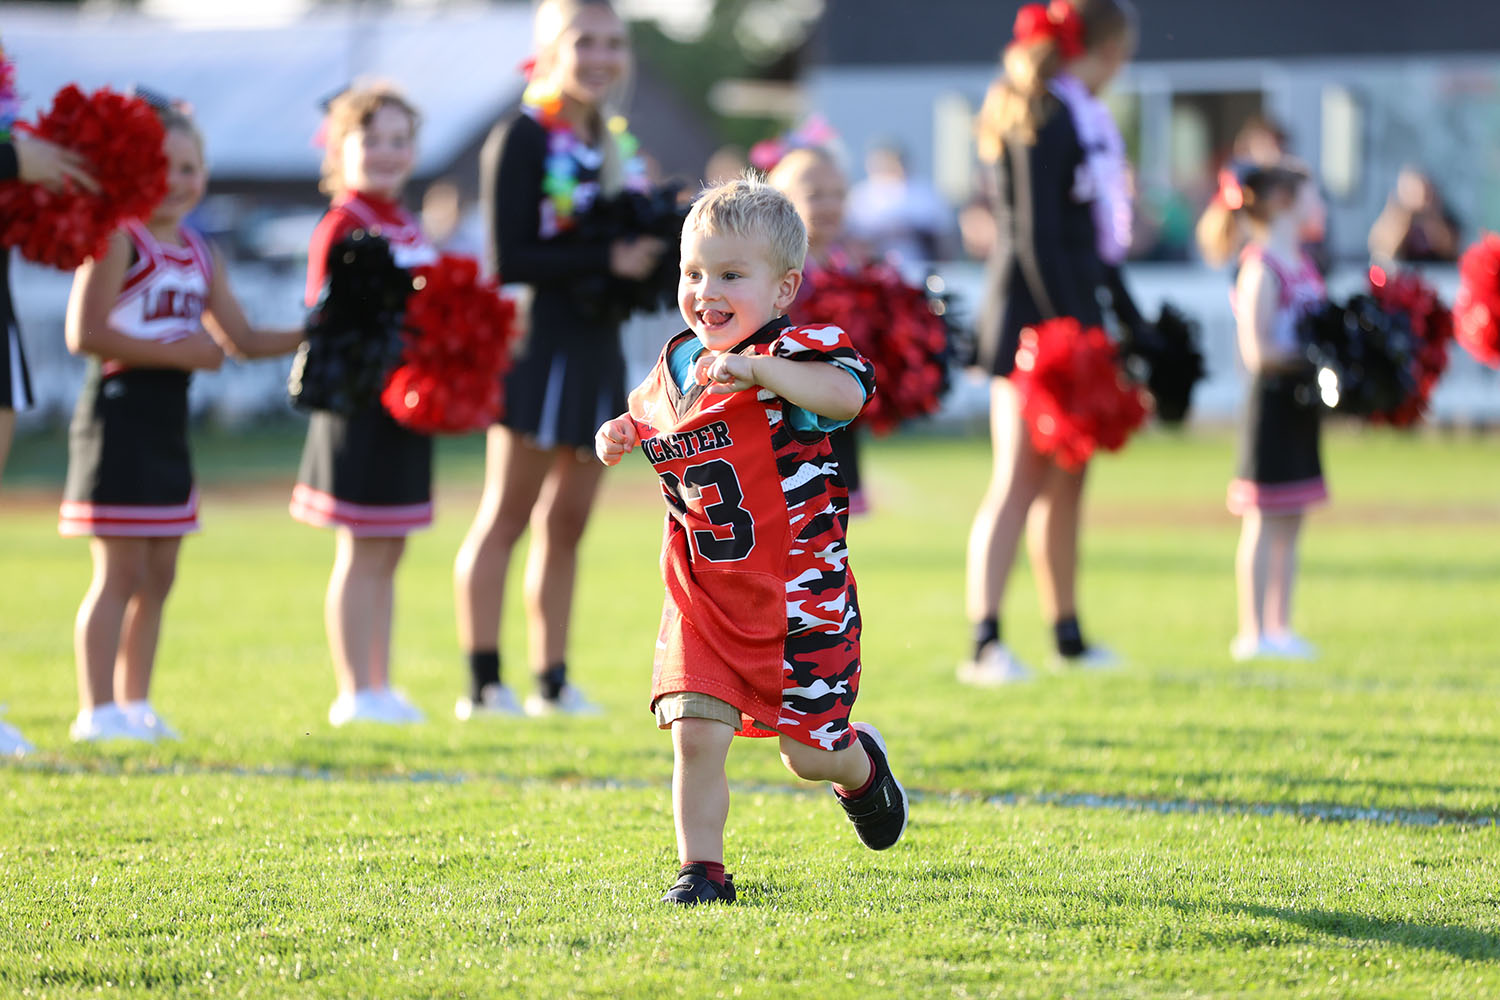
[
  {"x1": 341, "y1": 103, "x2": 416, "y2": 201},
  {"x1": 678, "y1": 228, "x2": 801, "y2": 353}
]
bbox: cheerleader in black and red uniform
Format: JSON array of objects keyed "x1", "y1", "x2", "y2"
[
  {"x1": 289, "y1": 84, "x2": 437, "y2": 727},
  {"x1": 964, "y1": 0, "x2": 1139, "y2": 683},
  {"x1": 452, "y1": 0, "x2": 664, "y2": 718},
  {"x1": 62, "y1": 101, "x2": 302, "y2": 743},
  {"x1": 1197, "y1": 161, "x2": 1329, "y2": 661}
]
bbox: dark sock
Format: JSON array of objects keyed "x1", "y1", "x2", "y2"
[
  {"x1": 972, "y1": 616, "x2": 1000, "y2": 660},
  {"x1": 835, "y1": 752, "x2": 878, "y2": 799},
  {"x1": 686, "y1": 861, "x2": 726, "y2": 888},
  {"x1": 1054, "y1": 615, "x2": 1086, "y2": 658},
  {"x1": 467, "y1": 651, "x2": 500, "y2": 702},
  {"x1": 538, "y1": 662, "x2": 567, "y2": 701}
]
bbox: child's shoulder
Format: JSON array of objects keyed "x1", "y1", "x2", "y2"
[{"x1": 772, "y1": 323, "x2": 855, "y2": 355}]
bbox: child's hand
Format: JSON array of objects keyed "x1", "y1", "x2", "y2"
[
  {"x1": 695, "y1": 353, "x2": 758, "y2": 394},
  {"x1": 175, "y1": 330, "x2": 226, "y2": 372},
  {"x1": 595, "y1": 414, "x2": 640, "y2": 466},
  {"x1": 15, "y1": 135, "x2": 99, "y2": 194}
]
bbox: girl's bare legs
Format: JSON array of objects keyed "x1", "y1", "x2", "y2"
[
  {"x1": 1235, "y1": 510, "x2": 1270, "y2": 641},
  {"x1": 453, "y1": 426, "x2": 554, "y2": 656},
  {"x1": 523, "y1": 452, "x2": 605, "y2": 672},
  {"x1": 965, "y1": 378, "x2": 1048, "y2": 623},
  {"x1": 0, "y1": 408, "x2": 14, "y2": 489},
  {"x1": 1025, "y1": 461, "x2": 1088, "y2": 624},
  {"x1": 75, "y1": 537, "x2": 148, "y2": 710},
  {"x1": 325, "y1": 531, "x2": 406, "y2": 696},
  {"x1": 1262, "y1": 512, "x2": 1304, "y2": 637},
  {"x1": 672, "y1": 718, "x2": 735, "y2": 865},
  {"x1": 115, "y1": 537, "x2": 181, "y2": 703}
]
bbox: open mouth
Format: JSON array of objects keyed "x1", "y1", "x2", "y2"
[{"x1": 698, "y1": 309, "x2": 733, "y2": 330}]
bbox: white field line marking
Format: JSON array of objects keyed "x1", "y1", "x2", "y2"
[{"x1": 6, "y1": 757, "x2": 1496, "y2": 830}]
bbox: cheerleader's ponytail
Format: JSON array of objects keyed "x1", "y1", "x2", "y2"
[{"x1": 977, "y1": 0, "x2": 1134, "y2": 157}]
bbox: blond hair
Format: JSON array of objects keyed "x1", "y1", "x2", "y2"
[
  {"x1": 976, "y1": 0, "x2": 1135, "y2": 157},
  {"x1": 685, "y1": 172, "x2": 808, "y2": 275},
  {"x1": 155, "y1": 104, "x2": 205, "y2": 156},
  {"x1": 765, "y1": 146, "x2": 842, "y2": 190},
  {"x1": 319, "y1": 83, "x2": 422, "y2": 196},
  {"x1": 533, "y1": 0, "x2": 632, "y2": 196}
]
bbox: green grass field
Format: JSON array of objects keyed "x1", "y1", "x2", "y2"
[{"x1": 2, "y1": 423, "x2": 1498, "y2": 998}]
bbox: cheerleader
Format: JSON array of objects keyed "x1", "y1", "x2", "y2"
[
  {"x1": 964, "y1": 0, "x2": 1138, "y2": 683},
  {"x1": 62, "y1": 101, "x2": 302, "y2": 742},
  {"x1": 289, "y1": 84, "x2": 437, "y2": 726},
  {"x1": 768, "y1": 146, "x2": 869, "y2": 512},
  {"x1": 1196, "y1": 161, "x2": 1328, "y2": 660},
  {"x1": 453, "y1": 0, "x2": 663, "y2": 718}
]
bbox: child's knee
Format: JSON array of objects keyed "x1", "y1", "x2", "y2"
[
  {"x1": 673, "y1": 717, "x2": 732, "y2": 760},
  {"x1": 779, "y1": 736, "x2": 832, "y2": 781}
]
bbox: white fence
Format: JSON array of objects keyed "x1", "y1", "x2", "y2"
[{"x1": 11, "y1": 257, "x2": 1498, "y2": 432}]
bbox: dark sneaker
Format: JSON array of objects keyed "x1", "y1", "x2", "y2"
[
  {"x1": 835, "y1": 722, "x2": 908, "y2": 850},
  {"x1": 661, "y1": 864, "x2": 737, "y2": 906}
]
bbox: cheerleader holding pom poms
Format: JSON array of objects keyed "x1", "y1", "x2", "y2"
[
  {"x1": 288, "y1": 84, "x2": 439, "y2": 727},
  {"x1": 1196, "y1": 160, "x2": 1329, "y2": 662},
  {"x1": 963, "y1": 0, "x2": 1140, "y2": 684},
  {"x1": 452, "y1": 0, "x2": 664, "y2": 719},
  {"x1": 62, "y1": 98, "x2": 304, "y2": 742}
]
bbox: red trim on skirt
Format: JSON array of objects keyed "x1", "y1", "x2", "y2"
[
  {"x1": 1227, "y1": 477, "x2": 1328, "y2": 515},
  {"x1": 59, "y1": 490, "x2": 200, "y2": 537},
  {"x1": 288, "y1": 484, "x2": 432, "y2": 536}
]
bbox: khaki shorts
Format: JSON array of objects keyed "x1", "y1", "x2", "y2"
[{"x1": 653, "y1": 691, "x2": 765, "y2": 731}]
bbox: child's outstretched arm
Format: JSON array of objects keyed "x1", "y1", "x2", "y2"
[
  {"x1": 698, "y1": 352, "x2": 863, "y2": 422},
  {"x1": 65, "y1": 231, "x2": 224, "y2": 371},
  {"x1": 595, "y1": 413, "x2": 640, "y2": 466},
  {"x1": 202, "y1": 246, "x2": 306, "y2": 360}
]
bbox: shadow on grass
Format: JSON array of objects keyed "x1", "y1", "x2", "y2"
[{"x1": 1234, "y1": 902, "x2": 1500, "y2": 962}]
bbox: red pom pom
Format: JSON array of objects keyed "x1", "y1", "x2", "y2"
[
  {"x1": 790, "y1": 263, "x2": 949, "y2": 435},
  {"x1": 0, "y1": 85, "x2": 167, "y2": 270},
  {"x1": 1366, "y1": 267, "x2": 1453, "y2": 426},
  {"x1": 1454, "y1": 233, "x2": 1500, "y2": 369},
  {"x1": 1010, "y1": 318, "x2": 1148, "y2": 471},
  {"x1": 381, "y1": 254, "x2": 519, "y2": 434}
]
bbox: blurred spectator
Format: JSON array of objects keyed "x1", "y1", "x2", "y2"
[
  {"x1": 846, "y1": 140, "x2": 953, "y2": 270},
  {"x1": 1232, "y1": 113, "x2": 1289, "y2": 165},
  {"x1": 1368, "y1": 166, "x2": 1462, "y2": 264},
  {"x1": 703, "y1": 144, "x2": 747, "y2": 185}
]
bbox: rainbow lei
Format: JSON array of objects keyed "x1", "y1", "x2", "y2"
[
  {"x1": 0, "y1": 56, "x2": 19, "y2": 143},
  {"x1": 521, "y1": 79, "x2": 646, "y2": 236}
]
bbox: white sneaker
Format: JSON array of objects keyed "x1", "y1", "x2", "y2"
[
  {"x1": 328, "y1": 689, "x2": 416, "y2": 727},
  {"x1": 957, "y1": 643, "x2": 1034, "y2": 686},
  {"x1": 379, "y1": 688, "x2": 426, "y2": 723},
  {"x1": 70, "y1": 703, "x2": 154, "y2": 743},
  {"x1": 524, "y1": 684, "x2": 601, "y2": 717},
  {"x1": 120, "y1": 700, "x2": 180, "y2": 742},
  {"x1": 0, "y1": 713, "x2": 34, "y2": 757},
  {"x1": 1052, "y1": 645, "x2": 1121, "y2": 671},
  {"x1": 455, "y1": 683, "x2": 523, "y2": 720},
  {"x1": 1265, "y1": 633, "x2": 1318, "y2": 660},
  {"x1": 1229, "y1": 634, "x2": 1271, "y2": 662}
]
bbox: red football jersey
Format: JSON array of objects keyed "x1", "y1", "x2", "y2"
[{"x1": 628, "y1": 317, "x2": 876, "y2": 751}]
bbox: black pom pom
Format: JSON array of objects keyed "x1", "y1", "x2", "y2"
[
  {"x1": 1299, "y1": 296, "x2": 1418, "y2": 419},
  {"x1": 290, "y1": 229, "x2": 414, "y2": 414},
  {"x1": 1121, "y1": 302, "x2": 1207, "y2": 425},
  {"x1": 562, "y1": 183, "x2": 688, "y2": 324}
]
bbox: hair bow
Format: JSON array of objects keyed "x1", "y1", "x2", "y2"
[
  {"x1": 1011, "y1": 1, "x2": 1085, "y2": 60},
  {"x1": 1216, "y1": 167, "x2": 1245, "y2": 211}
]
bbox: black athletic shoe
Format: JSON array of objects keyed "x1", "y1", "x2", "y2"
[
  {"x1": 661, "y1": 864, "x2": 737, "y2": 906},
  {"x1": 835, "y1": 722, "x2": 908, "y2": 850}
]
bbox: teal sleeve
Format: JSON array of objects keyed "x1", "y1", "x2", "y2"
[{"x1": 671, "y1": 338, "x2": 866, "y2": 432}]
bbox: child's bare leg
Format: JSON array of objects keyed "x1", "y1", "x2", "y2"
[
  {"x1": 672, "y1": 718, "x2": 735, "y2": 864},
  {"x1": 1263, "y1": 512, "x2": 1303, "y2": 636},
  {"x1": 1235, "y1": 511, "x2": 1270, "y2": 639},
  {"x1": 75, "y1": 538, "x2": 147, "y2": 710},
  {"x1": 779, "y1": 733, "x2": 872, "y2": 792},
  {"x1": 965, "y1": 379, "x2": 1047, "y2": 622},
  {"x1": 326, "y1": 531, "x2": 404, "y2": 695},
  {"x1": 115, "y1": 537, "x2": 181, "y2": 704},
  {"x1": 366, "y1": 537, "x2": 406, "y2": 691}
]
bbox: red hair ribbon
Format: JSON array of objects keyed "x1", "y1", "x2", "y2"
[
  {"x1": 518, "y1": 57, "x2": 537, "y2": 81},
  {"x1": 1011, "y1": 1, "x2": 1085, "y2": 60},
  {"x1": 1216, "y1": 168, "x2": 1245, "y2": 211}
]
